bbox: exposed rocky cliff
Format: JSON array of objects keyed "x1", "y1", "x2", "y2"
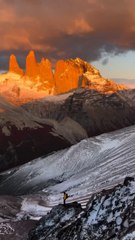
[
  {"x1": 28, "y1": 177, "x2": 135, "y2": 240},
  {"x1": 54, "y1": 58, "x2": 125, "y2": 94},
  {"x1": 9, "y1": 54, "x2": 24, "y2": 75}
]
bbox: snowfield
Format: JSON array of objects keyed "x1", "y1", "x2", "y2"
[{"x1": 0, "y1": 124, "x2": 135, "y2": 220}]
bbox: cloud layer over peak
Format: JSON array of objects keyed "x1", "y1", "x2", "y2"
[{"x1": 0, "y1": 0, "x2": 135, "y2": 69}]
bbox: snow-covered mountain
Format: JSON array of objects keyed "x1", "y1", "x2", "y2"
[
  {"x1": 0, "y1": 124, "x2": 135, "y2": 204},
  {"x1": 0, "y1": 125, "x2": 135, "y2": 239}
]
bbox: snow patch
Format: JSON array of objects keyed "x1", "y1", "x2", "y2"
[{"x1": 123, "y1": 232, "x2": 135, "y2": 240}]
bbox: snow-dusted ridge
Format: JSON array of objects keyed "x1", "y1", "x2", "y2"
[
  {"x1": 0, "y1": 124, "x2": 135, "y2": 240},
  {"x1": 0, "y1": 124, "x2": 135, "y2": 207}
]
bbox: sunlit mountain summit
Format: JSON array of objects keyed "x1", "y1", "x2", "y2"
[{"x1": 0, "y1": 51, "x2": 126, "y2": 105}]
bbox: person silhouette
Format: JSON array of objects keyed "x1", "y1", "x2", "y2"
[{"x1": 63, "y1": 192, "x2": 69, "y2": 206}]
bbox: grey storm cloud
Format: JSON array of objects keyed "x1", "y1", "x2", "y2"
[{"x1": 0, "y1": 0, "x2": 135, "y2": 69}]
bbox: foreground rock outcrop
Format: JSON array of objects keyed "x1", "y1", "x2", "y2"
[
  {"x1": 29, "y1": 202, "x2": 83, "y2": 240},
  {"x1": 28, "y1": 177, "x2": 135, "y2": 240}
]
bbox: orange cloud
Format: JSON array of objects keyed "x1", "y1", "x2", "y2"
[
  {"x1": 0, "y1": 8, "x2": 16, "y2": 23},
  {"x1": 0, "y1": 0, "x2": 135, "y2": 69},
  {"x1": 67, "y1": 18, "x2": 93, "y2": 35}
]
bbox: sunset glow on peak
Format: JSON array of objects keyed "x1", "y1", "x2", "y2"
[{"x1": 0, "y1": 51, "x2": 127, "y2": 106}]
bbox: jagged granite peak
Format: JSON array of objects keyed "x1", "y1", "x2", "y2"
[
  {"x1": 28, "y1": 177, "x2": 135, "y2": 240},
  {"x1": 54, "y1": 57, "x2": 126, "y2": 94},
  {"x1": 54, "y1": 57, "x2": 97, "y2": 94},
  {"x1": 25, "y1": 52, "x2": 55, "y2": 92},
  {"x1": 9, "y1": 54, "x2": 24, "y2": 75},
  {"x1": 26, "y1": 50, "x2": 39, "y2": 78},
  {"x1": 70, "y1": 57, "x2": 101, "y2": 76},
  {"x1": 54, "y1": 59, "x2": 82, "y2": 94},
  {"x1": 39, "y1": 57, "x2": 55, "y2": 90},
  {"x1": 0, "y1": 52, "x2": 127, "y2": 105}
]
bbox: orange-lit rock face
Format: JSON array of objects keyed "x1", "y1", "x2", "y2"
[
  {"x1": 54, "y1": 60, "x2": 81, "y2": 94},
  {"x1": 54, "y1": 58, "x2": 103, "y2": 94},
  {"x1": 39, "y1": 58, "x2": 54, "y2": 90},
  {"x1": 26, "y1": 50, "x2": 39, "y2": 78},
  {"x1": 0, "y1": 52, "x2": 127, "y2": 106},
  {"x1": 25, "y1": 51, "x2": 55, "y2": 92},
  {"x1": 9, "y1": 54, "x2": 24, "y2": 75},
  {"x1": 59, "y1": 58, "x2": 126, "y2": 94},
  {"x1": 83, "y1": 72, "x2": 126, "y2": 93}
]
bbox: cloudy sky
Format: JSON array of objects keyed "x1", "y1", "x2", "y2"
[{"x1": 0, "y1": 0, "x2": 135, "y2": 85}]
